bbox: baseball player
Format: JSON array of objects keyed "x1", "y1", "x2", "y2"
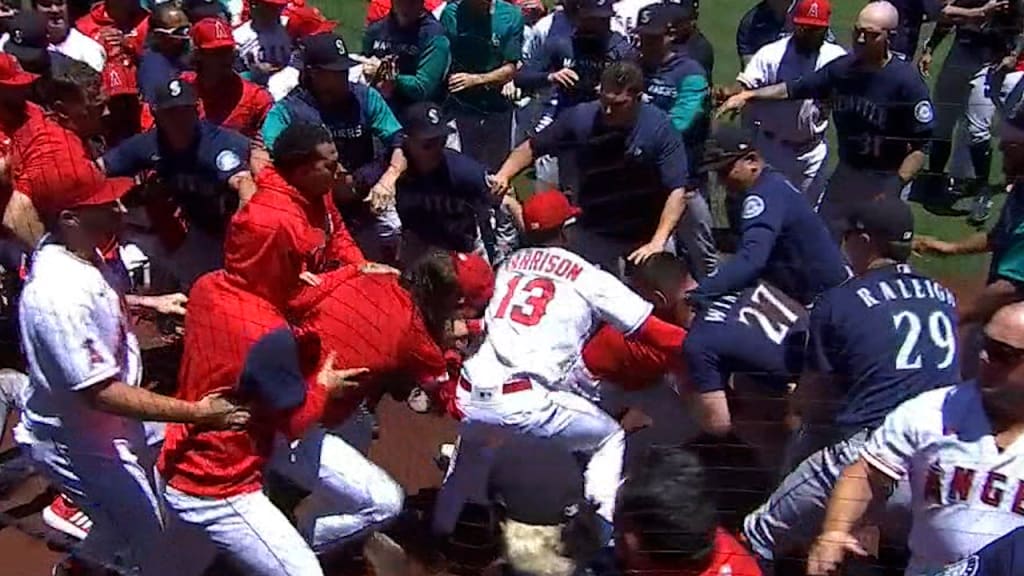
[
  {"x1": 746, "y1": 197, "x2": 961, "y2": 568},
  {"x1": 737, "y1": 0, "x2": 795, "y2": 67},
  {"x1": 719, "y1": 1, "x2": 935, "y2": 237},
  {"x1": 17, "y1": 174, "x2": 248, "y2": 576},
  {"x1": 933, "y1": 526, "x2": 1024, "y2": 576},
  {"x1": 688, "y1": 125, "x2": 848, "y2": 308},
  {"x1": 232, "y1": 0, "x2": 293, "y2": 87},
  {"x1": 361, "y1": 0, "x2": 452, "y2": 113},
  {"x1": 888, "y1": 0, "x2": 943, "y2": 59},
  {"x1": 74, "y1": 0, "x2": 150, "y2": 71},
  {"x1": 807, "y1": 302, "x2": 1024, "y2": 576},
  {"x1": 733, "y1": 0, "x2": 846, "y2": 200},
  {"x1": 918, "y1": 0, "x2": 1022, "y2": 206},
  {"x1": 435, "y1": 190, "x2": 687, "y2": 538}
]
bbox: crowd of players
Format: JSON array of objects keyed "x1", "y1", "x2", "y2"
[{"x1": 1, "y1": 0, "x2": 1024, "y2": 574}]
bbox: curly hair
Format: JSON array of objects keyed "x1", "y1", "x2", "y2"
[
  {"x1": 400, "y1": 250, "x2": 461, "y2": 342},
  {"x1": 49, "y1": 60, "x2": 102, "y2": 109},
  {"x1": 271, "y1": 122, "x2": 334, "y2": 173}
]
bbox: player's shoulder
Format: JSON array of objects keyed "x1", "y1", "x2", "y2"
[
  {"x1": 22, "y1": 245, "x2": 105, "y2": 309},
  {"x1": 419, "y1": 12, "x2": 447, "y2": 37},
  {"x1": 885, "y1": 56, "x2": 929, "y2": 86},
  {"x1": 818, "y1": 40, "x2": 847, "y2": 64},
  {"x1": 753, "y1": 35, "x2": 794, "y2": 62},
  {"x1": 442, "y1": 148, "x2": 487, "y2": 183},
  {"x1": 903, "y1": 382, "x2": 976, "y2": 420}
]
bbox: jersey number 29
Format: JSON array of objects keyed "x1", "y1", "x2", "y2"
[
  {"x1": 494, "y1": 275, "x2": 557, "y2": 326},
  {"x1": 893, "y1": 310, "x2": 956, "y2": 370}
]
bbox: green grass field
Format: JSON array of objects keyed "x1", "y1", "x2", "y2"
[{"x1": 318, "y1": 0, "x2": 989, "y2": 289}]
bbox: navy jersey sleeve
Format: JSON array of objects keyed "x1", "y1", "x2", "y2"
[
  {"x1": 101, "y1": 132, "x2": 156, "y2": 177},
  {"x1": 451, "y1": 152, "x2": 492, "y2": 206},
  {"x1": 683, "y1": 330, "x2": 728, "y2": 393},
  {"x1": 651, "y1": 113, "x2": 689, "y2": 190},
  {"x1": 515, "y1": 34, "x2": 560, "y2": 90},
  {"x1": 203, "y1": 127, "x2": 251, "y2": 183},
  {"x1": 735, "y1": 9, "x2": 760, "y2": 58},
  {"x1": 805, "y1": 292, "x2": 838, "y2": 374},
  {"x1": 787, "y1": 58, "x2": 841, "y2": 101},
  {"x1": 531, "y1": 104, "x2": 584, "y2": 157},
  {"x1": 900, "y1": 68, "x2": 935, "y2": 146},
  {"x1": 692, "y1": 190, "x2": 784, "y2": 301}
]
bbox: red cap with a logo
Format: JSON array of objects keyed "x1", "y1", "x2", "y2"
[
  {"x1": 791, "y1": 0, "x2": 830, "y2": 28},
  {"x1": 103, "y1": 64, "x2": 138, "y2": 97},
  {"x1": 523, "y1": 190, "x2": 581, "y2": 233},
  {"x1": 32, "y1": 172, "x2": 133, "y2": 219},
  {"x1": 452, "y1": 252, "x2": 495, "y2": 311},
  {"x1": 191, "y1": 17, "x2": 236, "y2": 50},
  {"x1": 285, "y1": 6, "x2": 336, "y2": 39},
  {"x1": 0, "y1": 53, "x2": 38, "y2": 87}
]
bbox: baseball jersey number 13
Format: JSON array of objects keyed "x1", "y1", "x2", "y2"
[
  {"x1": 893, "y1": 310, "x2": 956, "y2": 370},
  {"x1": 494, "y1": 275, "x2": 557, "y2": 326}
]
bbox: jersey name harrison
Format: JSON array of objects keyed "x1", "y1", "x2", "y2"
[
  {"x1": 925, "y1": 463, "x2": 1024, "y2": 514},
  {"x1": 855, "y1": 276, "x2": 956, "y2": 310},
  {"x1": 505, "y1": 249, "x2": 584, "y2": 282}
]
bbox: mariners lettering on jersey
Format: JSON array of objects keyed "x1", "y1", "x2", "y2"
[
  {"x1": 371, "y1": 39, "x2": 420, "y2": 56},
  {"x1": 330, "y1": 125, "x2": 364, "y2": 140},
  {"x1": 924, "y1": 462, "x2": 1024, "y2": 516},
  {"x1": 505, "y1": 248, "x2": 584, "y2": 282},
  {"x1": 834, "y1": 93, "x2": 886, "y2": 128},
  {"x1": 645, "y1": 80, "x2": 677, "y2": 99},
  {"x1": 854, "y1": 265, "x2": 957, "y2": 309}
]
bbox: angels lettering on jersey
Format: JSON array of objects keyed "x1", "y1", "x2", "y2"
[{"x1": 925, "y1": 460, "x2": 1024, "y2": 516}]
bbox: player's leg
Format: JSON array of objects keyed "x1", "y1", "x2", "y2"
[
  {"x1": 965, "y1": 66, "x2": 998, "y2": 223},
  {"x1": 162, "y1": 483, "x2": 324, "y2": 576},
  {"x1": 800, "y1": 141, "x2": 829, "y2": 207},
  {"x1": 674, "y1": 193, "x2": 718, "y2": 280},
  {"x1": 431, "y1": 422, "x2": 503, "y2": 536},
  {"x1": 928, "y1": 44, "x2": 980, "y2": 179},
  {"x1": 532, "y1": 390, "x2": 625, "y2": 526},
  {"x1": 741, "y1": 430, "x2": 872, "y2": 564},
  {"x1": 270, "y1": 426, "x2": 404, "y2": 553}
]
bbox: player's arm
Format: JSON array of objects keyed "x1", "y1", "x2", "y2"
[
  {"x1": 939, "y1": 0, "x2": 1007, "y2": 23},
  {"x1": 668, "y1": 73, "x2": 710, "y2": 136},
  {"x1": 683, "y1": 335, "x2": 734, "y2": 436},
  {"x1": 580, "y1": 265, "x2": 687, "y2": 354},
  {"x1": 959, "y1": 279, "x2": 1021, "y2": 325},
  {"x1": 82, "y1": 378, "x2": 247, "y2": 429},
  {"x1": 450, "y1": 12, "x2": 523, "y2": 93},
  {"x1": 914, "y1": 230, "x2": 992, "y2": 256},
  {"x1": 898, "y1": 80, "x2": 935, "y2": 184},
  {"x1": 792, "y1": 298, "x2": 844, "y2": 422},
  {"x1": 2, "y1": 190, "x2": 44, "y2": 250},
  {"x1": 630, "y1": 122, "x2": 690, "y2": 263},
  {"x1": 690, "y1": 197, "x2": 781, "y2": 303},
  {"x1": 395, "y1": 34, "x2": 451, "y2": 101}
]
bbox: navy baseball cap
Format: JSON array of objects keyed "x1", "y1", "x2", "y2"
[
  {"x1": 301, "y1": 32, "x2": 358, "y2": 71},
  {"x1": 239, "y1": 327, "x2": 307, "y2": 411},
  {"x1": 577, "y1": 0, "x2": 615, "y2": 18},
  {"x1": 635, "y1": 4, "x2": 674, "y2": 35},
  {"x1": 488, "y1": 437, "x2": 586, "y2": 526},
  {"x1": 848, "y1": 195, "x2": 915, "y2": 244},
  {"x1": 403, "y1": 102, "x2": 453, "y2": 140},
  {"x1": 698, "y1": 125, "x2": 757, "y2": 173},
  {"x1": 153, "y1": 77, "x2": 198, "y2": 111},
  {"x1": 934, "y1": 527, "x2": 1024, "y2": 576},
  {"x1": 5, "y1": 11, "x2": 49, "y2": 72}
]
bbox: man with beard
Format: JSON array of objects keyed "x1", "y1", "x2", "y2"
[
  {"x1": 728, "y1": 0, "x2": 845, "y2": 201},
  {"x1": 2, "y1": 0, "x2": 105, "y2": 71},
  {"x1": 718, "y1": 1, "x2": 934, "y2": 238},
  {"x1": 137, "y1": 3, "x2": 190, "y2": 104},
  {"x1": 807, "y1": 301, "x2": 1024, "y2": 576}
]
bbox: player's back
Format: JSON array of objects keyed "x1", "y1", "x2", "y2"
[
  {"x1": 685, "y1": 282, "x2": 807, "y2": 394},
  {"x1": 810, "y1": 264, "x2": 960, "y2": 433},
  {"x1": 463, "y1": 246, "x2": 652, "y2": 389}
]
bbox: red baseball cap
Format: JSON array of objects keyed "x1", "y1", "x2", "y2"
[
  {"x1": 285, "y1": 6, "x2": 336, "y2": 39},
  {"x1": 254, "y1": 0, "x2": 289, "y2": 6},
  {"x1": 0, "y1": 53, "x2": 39, "y2": 87},
  {"x1": 523, "y1": 190, "x2": 581, "y2": 233},
  {"x1": 791, "y1": 0, "x2": 830, "y2": 27},
  {"x1": 452, "y1": 252, "x2": 495, "y2": 311},
  {"x1": 33, "y1": 173, "x2": 133, "y2": 219},
  {"x1": 102, "y1": 64, "x2": 138, "y2": 97},
  {"x1": 191, "y1": 17, "x2": 236, "y2": 50}
]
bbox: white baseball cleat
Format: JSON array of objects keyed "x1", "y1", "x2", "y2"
[{"x1": 43, "y1": 494, "x2": 92, "y2": 541}]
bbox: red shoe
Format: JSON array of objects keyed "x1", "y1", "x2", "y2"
[{"x1": 43, "y1": 494, "x2": 92, "y2": 540}]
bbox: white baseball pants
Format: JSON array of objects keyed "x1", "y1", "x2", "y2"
[
  {"x1": 16, "y1": 426, "x2": 177, "y2": 576},
  {"x1": 754, "y1": 136, "x2": 828, "y2": 204},
  {"x1": 433, "y1": 379, "x2": 624, "y2": 534},
  {"x1": 268, "y1": 425, "x2": 405, "y2": 553}
]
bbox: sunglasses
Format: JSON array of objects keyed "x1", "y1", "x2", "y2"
[
  {"x1": 153, "y1": 25, "x2": 191, "y2": 38},
  {"x1": 983, "y1": 334, "x2": 1024, "y2": 365}
]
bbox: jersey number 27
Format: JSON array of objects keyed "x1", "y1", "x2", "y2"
[
  {"x1": 738, "y1": 285, "x2": 801, "y2": 345},
  {"x1": 494, "y1": 275, "x2": 557, "y2": 326}
]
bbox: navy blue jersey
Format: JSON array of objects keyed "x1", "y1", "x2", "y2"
[
  {"x1": 268, "y1": 85, "x2": 404, "y2": 172},
  {"x1": 934, "y1": 527, "x2": 1024, "y2": 576},
  {"x1": 395, "y1": 148, "x2": 490, "y2": 253},
  {"x1": 642, "y1": 52, "x2": 709, "y2": 178},
  {"x1": 516, "y1": 29, "x2": 636, "y2": 113},
  {"x1": 788, "y1": 55, "x2": 935, "y2": 172},
  {"x1": 674, "y1": 31, "x2": 715, "y2": 78},
  {"x1": 685, "y1": 282, "x2": 808, "y2": 394},
  {"x1": 137, "y1": 49, "x2": 190, "y2": 104},
  {"x1": 363, "y1": 11, "x2": 450, "y2": 110},
  {"x1": 736, "y1": 1, "x2": 787, "y2": 59},
  {"x1": 101, "y1": 121, "x2": 250, "y2": 234},
  {"x1": 807, "y1": 264, "x2": 960, "y2": 433},
  {"x1": 692, "y1": 169, "x2": 848, "y2": 306},
  {"x1": 531, "y1": 101, "x2": 688, "y2": 243}
]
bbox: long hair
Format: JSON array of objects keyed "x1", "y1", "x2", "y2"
[{"x1": 400, "y1": 250, "x2": 461, "y2": 342}]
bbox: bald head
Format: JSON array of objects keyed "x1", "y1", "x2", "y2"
[
  {"x1": 858, "y1": 1, "x2": 899, "y2": 31},
  {"x1": 987, "y1": 302, "x2": 1024, "y2": 349}
]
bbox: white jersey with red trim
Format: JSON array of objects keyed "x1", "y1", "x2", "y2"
[
  {"x1": 462, "y1": 246, "x2": 652, "y2": 391},
  {"x1": 860, "y1": 382, "x2": 1024, "y2": 574}
]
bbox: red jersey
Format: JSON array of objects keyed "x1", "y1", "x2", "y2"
[
  {"x1": 581, "y1": 324, "x2": 685, "y2": 392},
  {"x1": 180, "y1": 72, "x2": 273, "y2": 140},
  {"x1": 156, "y1": 270, "x2": 331, "y2": 498},
  {"x1": 696, "y1": 529, "x2": 763, "y2": 576},
  {"x1": 75, "y1": 4, "x2": 149, "y2": 66},
  {"x1": 291, "y1": 272, "x2": 448, "y2": 425},
  {"x1": 365, "y1": 0, "x2": 445, "y2": 24}
]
